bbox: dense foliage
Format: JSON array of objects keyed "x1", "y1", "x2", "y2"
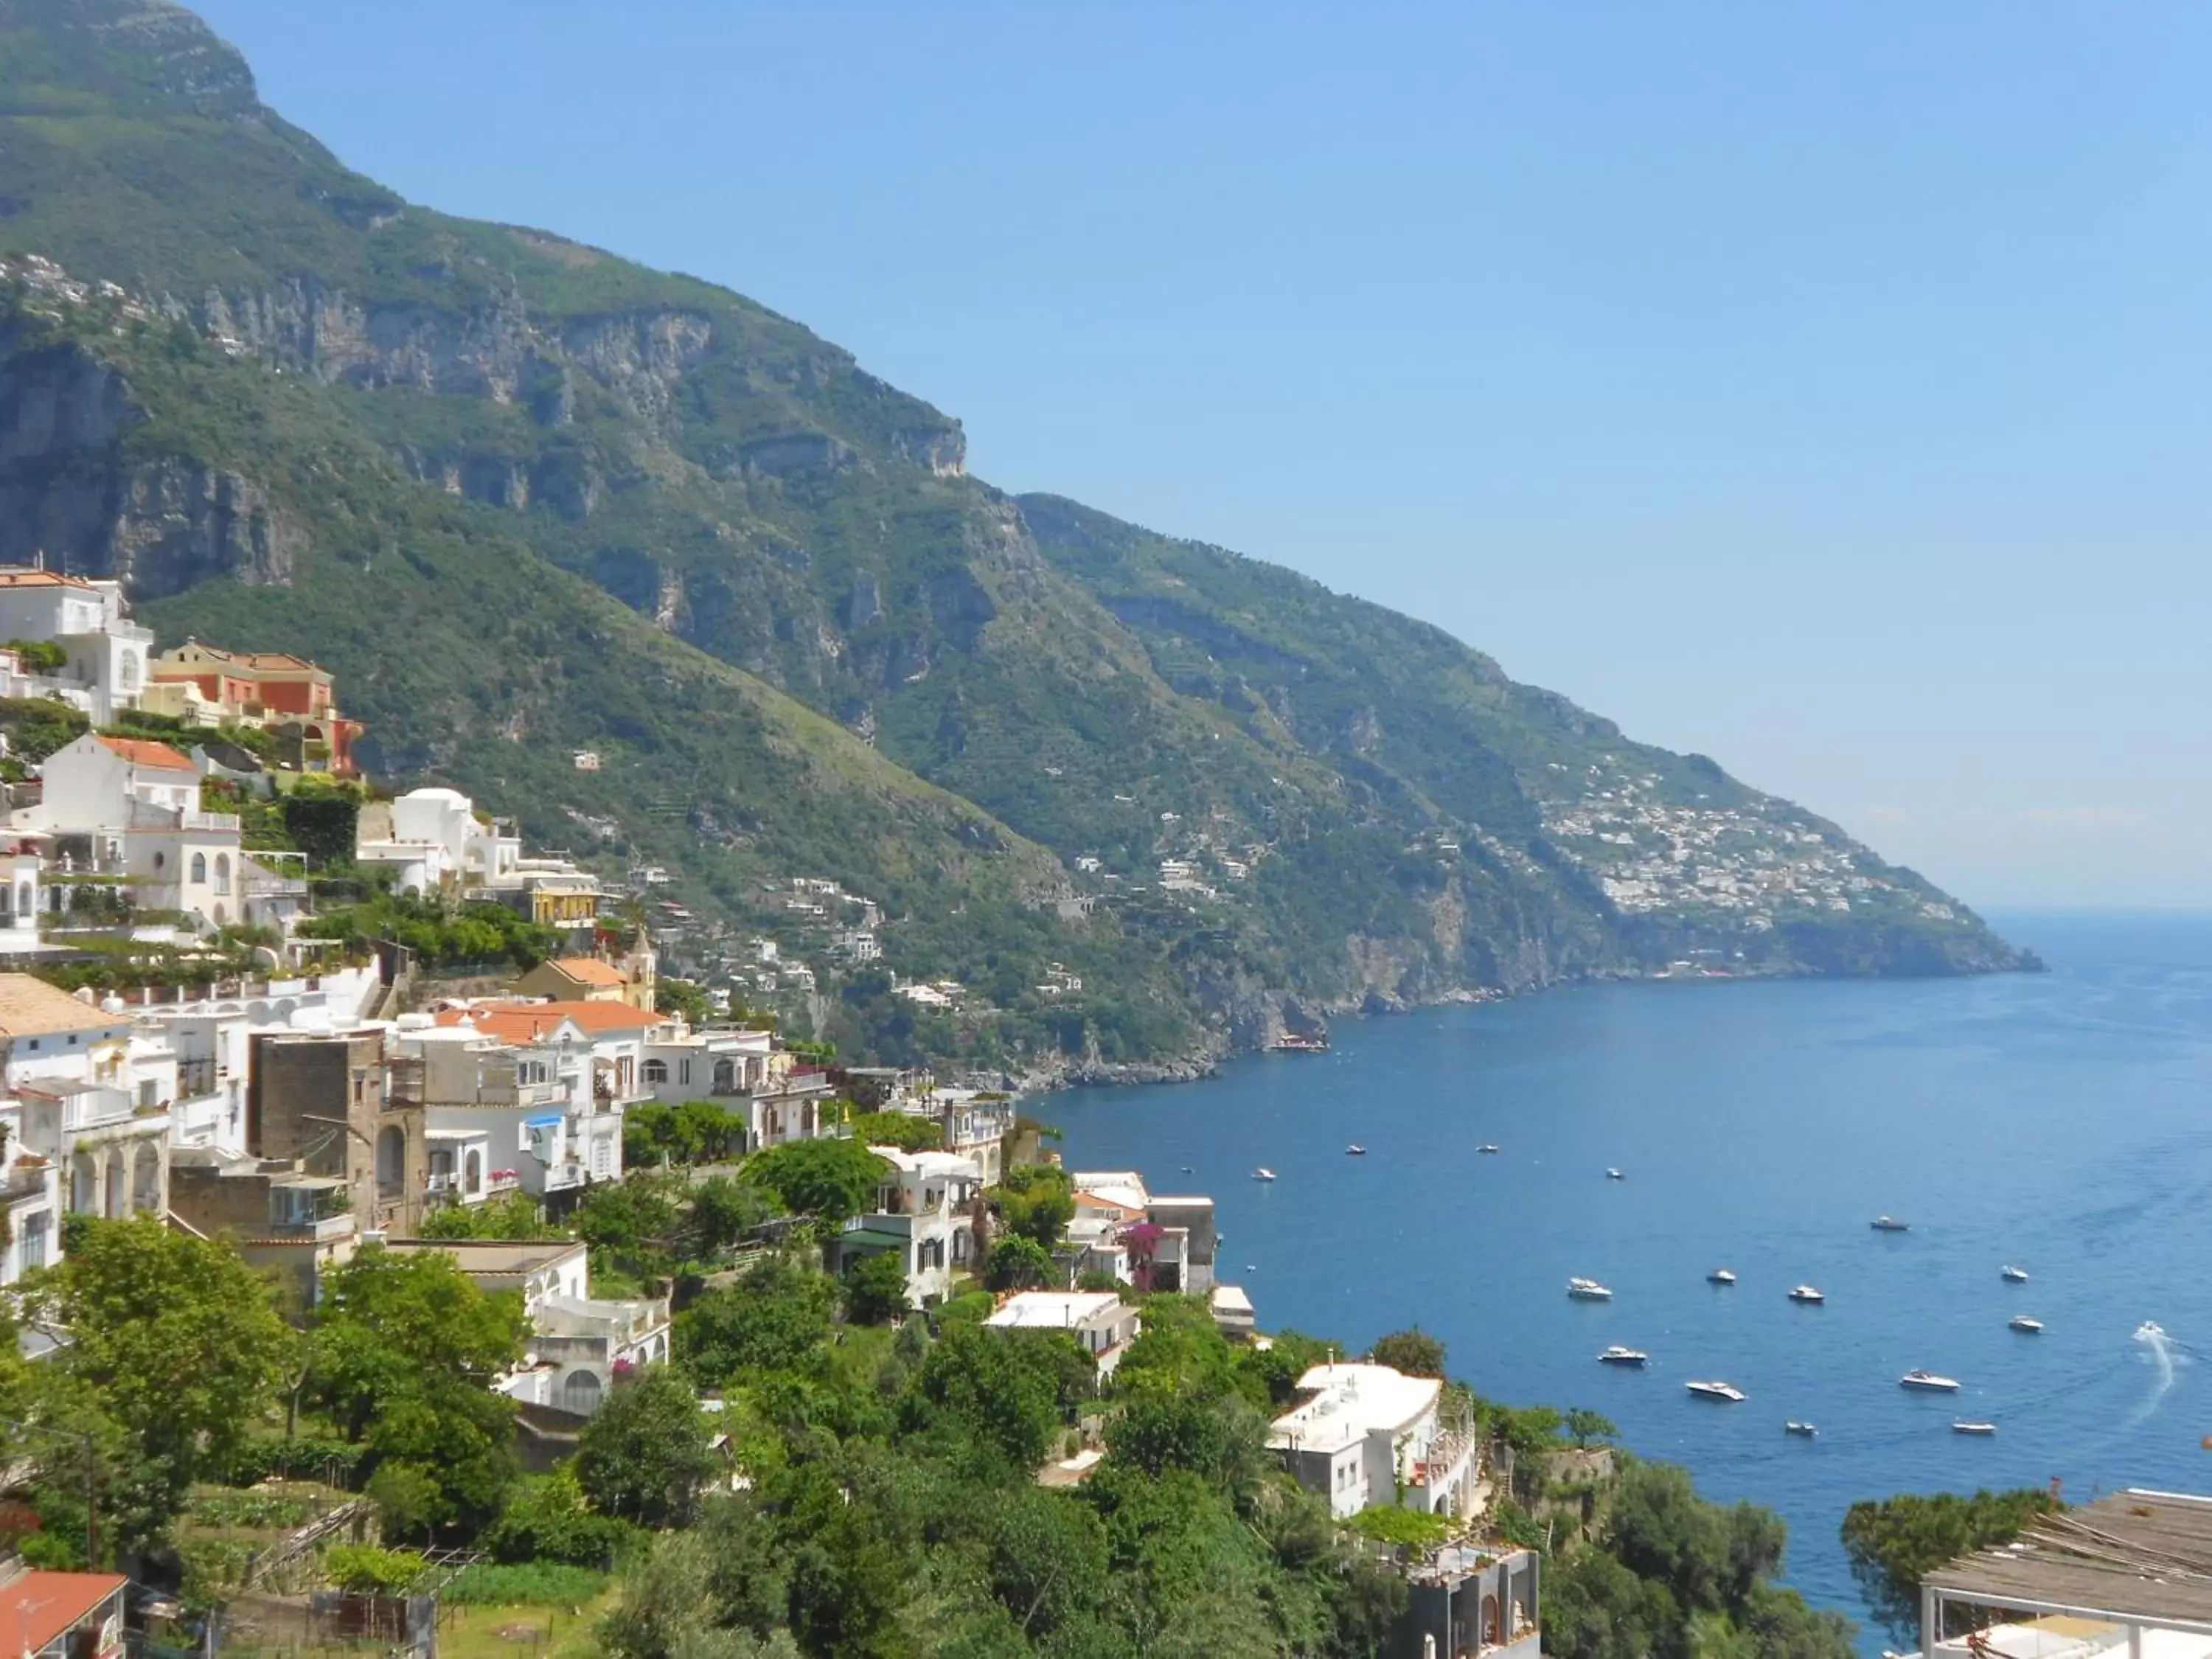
[{"x1": 1841, "y1": 1488, "x2": 2062, "y2": 1640}]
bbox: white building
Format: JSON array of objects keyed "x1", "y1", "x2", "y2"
[
  {"x1": 1267, "y1": 1362, "x2": 1479, "y2": 1521},
  {"x1": 832, "y1": 1147, "x2": 982, "y2": 1309},
  {"x1": 0, "y1": 568, "x2": 152, "y2": 723},
  {"x1": 386, "y1": 1238, "x2": 669, "y2": 1419},
  {"x1": 353, "y1": 787, "x2": 520, "y2": 896},
  {"x1": 395, "y1": 1001, "x2": 651, "y2": 1204},
  {"x1": 0, "y1": 974, "x2": 173, "y2": 1227},
  {"x1": 20, "y1": 734, "x2": 244, "y2": 931},
  {"x1": 984, "y1": 1291, "x2": 1141, "y2": 1378}
]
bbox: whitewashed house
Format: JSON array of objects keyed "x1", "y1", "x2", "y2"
[
  {"x1": 1267, "y1": 1362, "x2": 1479, "y2": 1522},
  {"x1": 0, "y1": 974, "x2": 173, "y2": 1222},
  {"x1": 832, "y1": 1147, "x2": 982, "y2": 1308},
  {"x1": 353, "y1": 787, "x2": 520, "y2": 895},
  {"x1": 0, "y1": 568, "x2": 153, "y2": 723},
  {"x1": 18, "y1": 734, "x2": 243, "y2": 931},
  {"x1": 985, "y1": 1291, "x2": 1142, "y2": 1377}
]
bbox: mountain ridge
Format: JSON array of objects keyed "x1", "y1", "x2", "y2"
[{"x1": 0, "y1": 0, "x2": 2033, "y2": 1077}]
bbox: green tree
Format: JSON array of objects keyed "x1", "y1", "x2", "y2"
[
  {"x1": 900, "y1": 1322, "x2": 1085, "y2": 1470},
  {"x1": 841, "y1": 1251, "x2": 911, "y2": 1326},
  {"x1": 309, "y1": 1245, "x2": 529, "y2": 1532},
  {"x1": 577, "y1": 1368, "x2": 718, "y2": 1528},
  {"x1": 1565, "y1": 1407, "x2": 1618, "y2": 1450},
  {"x1": 981, "y1": 1234, "x2": 1055, "y2": 1293},
  {"x1": 678, "y1": 1258, "x2": 837, "y2": 1385},
  {"x1": 1543, "y1": 1547, "x2": 1682, "y2": 1659},
  {"x1": 655, "y1": 977, "x2": 714, "y2": 1028},
  {"x1": 743, "y1": 1138, "x2": 888, "y2": 1225},
  {"x1": 1841, "y1": 1489, "x2": 2060, "y2": 1641},
  {"x1": 847, "y1": 1110, "x2": 944, "y2": 1152},
  {"x1": 484, "y1": 1467, "x2": 637, "y2": 1566},
  {"x1": 1368, "y1": 1328, "x2": 1446, "y2": 1377},
  {"x1": 24, "y1": 1216, "x2": 293, "y2": 1498},
  {"x1": 415, "y1": 1190, "x2": 552, "y2": 1240},
  {"x1": 990, "y1": 1164, "x2": 1074, "y2": 1248}
]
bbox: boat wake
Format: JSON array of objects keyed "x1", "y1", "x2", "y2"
[{"x1": 2128, "y1": 1321, "x2": 2182, "y2": 1425}]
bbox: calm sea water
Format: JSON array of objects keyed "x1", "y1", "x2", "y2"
[{"x1": 1048, "y1": 914, "x2": 2212, "y2": 1641}]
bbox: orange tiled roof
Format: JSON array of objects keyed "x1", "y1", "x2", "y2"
[
  {"x1": 546, "y1": 957, "x2": 626, "y2": 987},
  {"x1": 0, "y1": 1571, "x2": 125, "y2": 1652},
  {"x1": 159, "y1": 643, "x2": 325, "y2": 674},
  {"x1": 97, "y1": 734, "x2": 195, "y2": 771},
  {"x1": 0, "y1": 568, "x2": 97, "y2": 591},
  {"x1": 436, "y1": 999, "x2": 663, "y2": 1043}
]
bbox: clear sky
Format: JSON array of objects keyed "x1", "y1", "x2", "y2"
[{"x1": 189, "y1": 1, "x2": 2212, "y2": 911}]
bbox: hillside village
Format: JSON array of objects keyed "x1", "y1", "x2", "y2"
[{"x1": 0, "y1": 560, "x2": 1608, "y2": 1659}]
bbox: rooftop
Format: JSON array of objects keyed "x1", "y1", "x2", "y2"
[
  {"x1": 1268, "y1": 1362, "x2": 1442, "y2": 1455},
  {"x1": 384, "y1": 1238, "x2": 584, "y2": 1278},
  {"x1": 0, "y1": 974, "x2": 122, "y2": 1037},
  {"x1": 96, "y1": 734, "x2": 195, "y2": 772},
  {"x1": 0, "y1": 1568, "x2": 125, "y2": 1652},
  {"x1": 538, "y1": 957, "x2": 627, "y2": 987},
  {"x1": 0, "y1": 568, "x2": 100, "y2": 591},
  {"x1": 436, "y1": 1000, "x2": 664, "y2": 1042},
  {"x1": 985, "y1": 1292, "x2": 1128, "y2": 1331},
  {"x1": 1925, "y1": 1490, "x2": 2212, "y2": 1634}
]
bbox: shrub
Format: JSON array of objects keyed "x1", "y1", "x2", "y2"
[
  {"x1": 445, "y1": 1562, "x2": 611, "y2": 1605},
  {"x1": 324, "y1": 1543, "x2": 428, "y2": 1595}
]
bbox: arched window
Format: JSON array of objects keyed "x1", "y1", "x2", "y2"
[
  {"x1": 189, "y1": 852, "x2": 206, "y2": 883},
  {"x1": 465, "y1": 1150, "x2": 482, "y2": 1192},
  {"x1": 641, "y1": 1059, "x2": 667, "y2": 1085},
  {"x1": 376, "y1": 1125, "x2": 406, "y2": 1196},
  {"x1": 119, "y1": 655, "x2": 138, "y2": 690},
  {"x1": 712, "y1": 1058, "x2": 737, "y2": 1095},
  {"x1": 562, "y1": 1371, "x2": 603, "y2": 1416},
  {"x1": 214, "y1": 854, "x2": 231, "y2": 895}
]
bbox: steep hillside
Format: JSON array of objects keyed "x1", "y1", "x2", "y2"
[{"x1": 0, "y1": 0, "x2": 2031, "y2": 1077}]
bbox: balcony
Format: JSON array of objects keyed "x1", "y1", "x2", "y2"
[
  {"x1": 246, "y1": 876, "x2": 309, "y2": 900},
  {"x1": 0, "y1": 1164, "x2": 51, "y2": 1206}
]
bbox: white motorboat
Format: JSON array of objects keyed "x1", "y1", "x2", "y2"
[
  {"x1": 1871, "y1": 1216, "x2": 1910, "y2": 1232},
  {"x1": 1477, "y1": 1143, "x2": 1501, "y2": 1155},
  {"x1": 1599, "y1": 1346, "x2": 1650, "y2": 1367},
  {"x1": 1346, "y1": 1144, "x2": 1367, "y2": 1156},
  {"x1": 1952, "y1": 1421, "x2": 1998, "y2": 1436},
  {"x1": 2002, "y1": 1265, "x2": 2030, "y2": 1283},
  {"x1": 1686, "y1": 1380, "x2": 1746, "y2": 1403},
  {"x1": 1606, "y1": 1167, "x2": 1625, "y2": 1180},
  {"x1": 1899, "y1": 1370, "x2": 1961, "y2": 1392},
  {"x1": 2139, "y1": 1321, "x2": 2167, "y2": 1341},
  {"x1": 1707, "y1": 1267, "x2": 1737, "y2": 1285},
  {"x1": 1251, "y1": 1168, "x2": 1276, "y2": 1182},
  {"x1": 1567, "y1": 1277, "x2": 1614, "y2": 1301},
  {"x1": 1787, "y1": 1284, "x2": 1826, "y2": 1304},
  {"x1": 2009, "y1": 1316, "x2": 2044, "y2": 1334},
  {"x1": 1785, "y1": 1421, "x2": 1818, "y2": 1437}
]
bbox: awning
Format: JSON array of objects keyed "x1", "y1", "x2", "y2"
[{"x1": 524, "y1": 1114, "x2": 563, "y2": 1130}]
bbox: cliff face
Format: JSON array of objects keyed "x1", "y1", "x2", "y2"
[{"x1": 0, "y1": 0, "x2": 2034, "y2": 1079}]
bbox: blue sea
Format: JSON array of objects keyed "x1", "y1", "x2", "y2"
[{"x1": 1048, "y1": 914, "x2": 2212, "y2": 1643}]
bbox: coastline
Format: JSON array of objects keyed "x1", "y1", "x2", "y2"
[{"x1": 990, "y1": 945, "x2": 2045, "y2": 1096}]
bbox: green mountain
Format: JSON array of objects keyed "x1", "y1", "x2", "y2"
[{"x1": 0, "y1": 0, "x2": 2031, "y2": 1076}]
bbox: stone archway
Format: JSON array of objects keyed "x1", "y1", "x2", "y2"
[
  {"x1": 71, "y1": 1152, "x2": 98, "y2": 1214},
  {"x1": 102, "y1": 1154, "x2": 124, "y2": 1219},
  {"x1": 376, "y1": 1124, "x2": 406, "y2": 1196}
]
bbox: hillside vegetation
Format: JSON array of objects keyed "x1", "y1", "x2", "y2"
[{"x1": 0, "y1": 0, "x2": 2030, "y2": 1074}]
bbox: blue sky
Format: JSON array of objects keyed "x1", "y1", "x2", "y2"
[{"x1": 192, "y1": 1, "x2": 2212, "y2": 910}]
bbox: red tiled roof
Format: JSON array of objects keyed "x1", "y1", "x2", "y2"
[
  {"x1": 436, "y1": 999, "x2": 662, "y2": 1043},
  {"x1": 96, "y1": 734, "x2": 195, "y2": 771},
  {"x1": 0, "y1": 1570, "x2": 125, "y2": 1652}
]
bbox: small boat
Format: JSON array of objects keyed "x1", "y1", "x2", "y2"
[
  {"x1": 1899, "y1": 1370, "x2": 1961, "y2": 1392},
  {"x1": 1598, "y1": 1346, "x2": 1650, "y2": 1367},
  {"x1": 1567, "y1": 1277, "x2": 1614, "y2": 1301},
  {"x1": 1606, "y1": 1167, "x2": 1625, "y2": 1180},
  {"x1": 1686, "y1": 1380, "x2": 1746, "y2": 1403},
  {"x1": 1346, "y1": 1144, "x2": 1366, "y2": 1156},
  {"x1": 1251, "y1": 1168, "x2": 1276, "y2": 1182},
  {"x1": 2139, "y1": 1321, "x2": 2167, "y2": 1340},
  {"x1": 2002, "y1": 1265, "x2": 2030, "y2": 1283},
  {"x1": 1271, "y1": 1032, "x2": 1330, "y2": 1054},
  {"x1": 1871, "y1": 1216, "x2": 1910, "y2": 1232},
  {"x1": 1785, "y1": 1421, "x2": 1818, "y2": 1437},
  {"x1": 1707, "y1": 1267, "x2": 1737, "y2": 1285},
  {"x1": 1179, "y1": 1166, "x2": 1194, "y2": 1173},
  {"x1": 1477, "y1": 1143, "x2": 1501, "y2": 1155},
  {"x1": 1952, "y1": 1421, "x2": 1997, "y2": 1436},
  {"x1": 1787, "y1": 1284, "x2": 1826, "y2": 1304},
  {"x1": 2009, "y1": 1316, "x2": 2044, "y2": 1334}
]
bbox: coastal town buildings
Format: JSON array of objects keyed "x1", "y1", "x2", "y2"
[
  {"x1": 1267, "y1": 1360, "x2": 1481, "y2": 1523},
  {"x1": 148, "y1": 641, "x2": 362, "y2": 776},
  {"x1": 984, "y1": 1290, "x2": 1141, "y2": 1378},
  {"x1": 831, "y1": 1147, "x2": 983, "y2": 1308}
]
